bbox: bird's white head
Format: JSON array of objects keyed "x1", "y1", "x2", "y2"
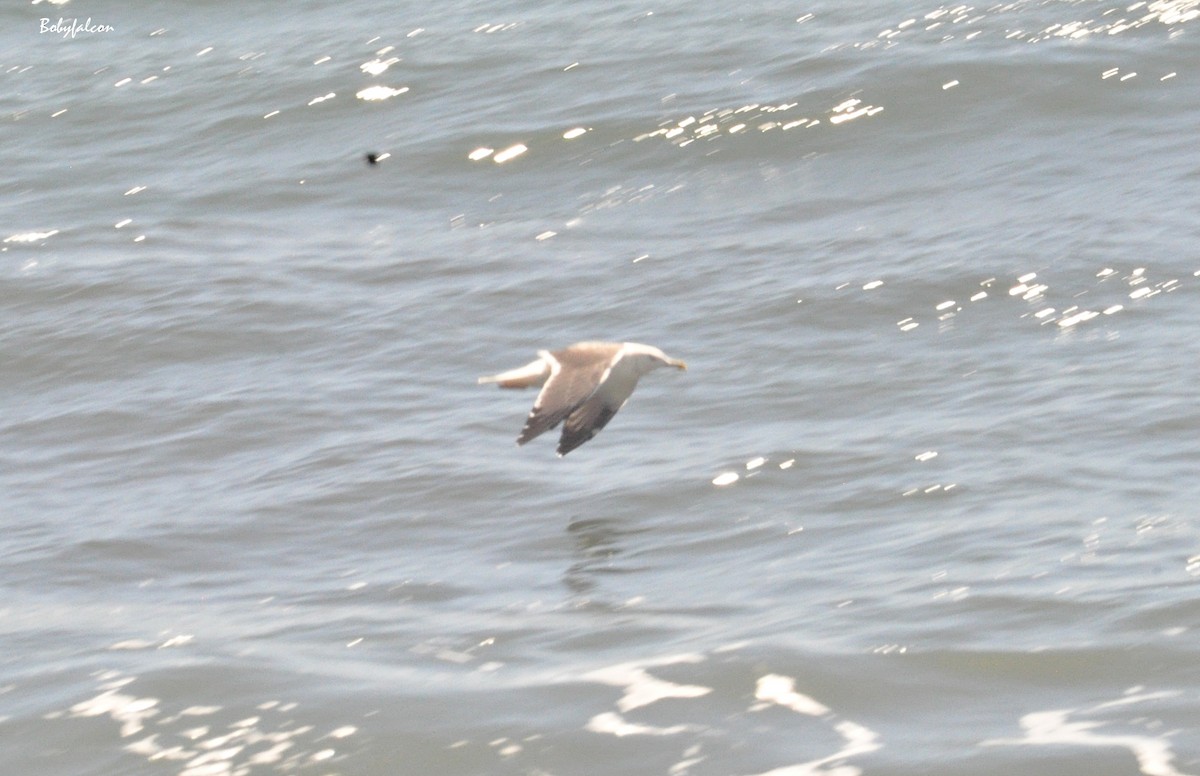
[{"x1": 622, "y1": 342, "x2": 688, "y2": 375}]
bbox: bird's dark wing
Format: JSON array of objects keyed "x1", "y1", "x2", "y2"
[
  {"x1": 516, "y1": 347, "x2": 618, "y2": 445},
  {"x1": 556, "y1": 394, "x2": 622, "y2": 456}
]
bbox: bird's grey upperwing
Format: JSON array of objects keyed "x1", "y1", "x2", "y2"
[{"x1": 517, "y1": 344, "x2": 622, "y2": 445}]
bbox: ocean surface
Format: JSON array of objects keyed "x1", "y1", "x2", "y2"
[{"x1": 4, "y1": 1, "x2": 1200, "y2": 774}]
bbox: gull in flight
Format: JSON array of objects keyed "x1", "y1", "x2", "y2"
[{"x1": 479, "y1": 341, "x2": 687, "y2": 456}]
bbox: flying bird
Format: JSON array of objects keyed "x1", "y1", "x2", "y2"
[{"x1": 478, "y1": 341, "x2": 687, "y2": 456}]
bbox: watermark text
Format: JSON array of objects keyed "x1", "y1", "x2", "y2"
[{"x1": 40, "y1": 17, "x2": 114, "y2": 39}]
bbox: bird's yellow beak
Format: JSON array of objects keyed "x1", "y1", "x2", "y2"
[{"x1": 674, "y1": 360, "x2": 688, "y2": 371}]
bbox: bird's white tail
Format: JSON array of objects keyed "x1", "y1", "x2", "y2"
[{"x1": 477, "y1": 358, "x2": 551, "y2": 389}]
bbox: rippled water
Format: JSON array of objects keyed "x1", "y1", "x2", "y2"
[{"x1": 4, "y1": 1, "x2": 1200, "y2": 774}]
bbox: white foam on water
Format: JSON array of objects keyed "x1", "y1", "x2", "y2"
[{"x1": 982, "y1": 689, "x2": 1192, "y2": 776}]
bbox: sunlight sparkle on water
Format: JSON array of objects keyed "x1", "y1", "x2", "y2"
[
  {"x1": 638, "y1": 96, "x2": 874, "y2": 147},
  {"x1": 474, "y1": 22, "x2": 520, "y2": 33},
  {"x1": 4, "y1": 230, "x2": 59, "y2": 243},
  {"x1": 58, "y1": 673, "x2": 360, "y2": 774},
  {"x1": 1057, "y1": 310, "x2": 1099, "y2": 327},
  {"x1": 829, "y1": 98, "x2": 884, "y2": 124},
  {"x1": 493, "y1": 144, "x2": 528, "y2": 163},
  {"x1": 360, "y1": 57, "x2": 400, "y2": 75},
  {"x1": 356, "y1": 85, "x2": 408, "y2": 101}
]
